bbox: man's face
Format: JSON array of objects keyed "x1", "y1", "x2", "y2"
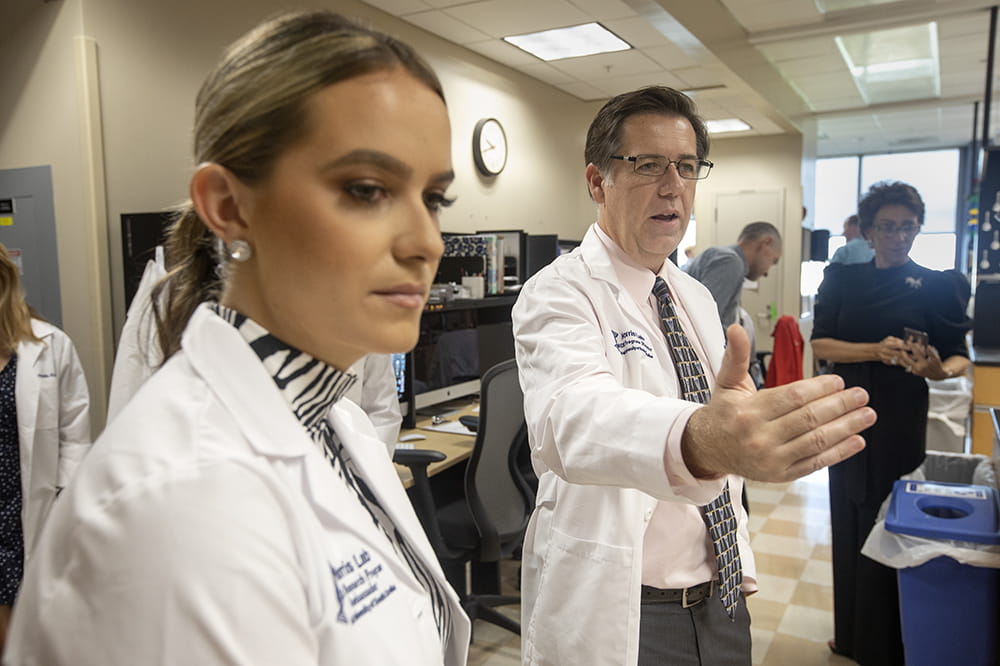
[
  {"x1": 747, "y1": 237, "x2": 781, "y2": 281},
  {"x1": 587, "y1": 113, "x2": 698, "y2": 272}
]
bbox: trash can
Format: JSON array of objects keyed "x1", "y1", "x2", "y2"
[
  {"x1": 883, "y1": 479, "x2": 1000, "y2": 666},
  {"x1": 926, "y1": 376, "x2": 972, "y2": 453}
]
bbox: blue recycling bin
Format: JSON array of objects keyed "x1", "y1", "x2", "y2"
[{"x1": 885, "y1": 479, "x2": 1000, "y2": 666}]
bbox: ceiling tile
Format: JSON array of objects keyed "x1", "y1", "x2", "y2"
[
  {"x1": 725, "y1": 0, "x2": 823, "y2": 33},
  {"x1": 443, "y1": 0, "x2": 591, "y2": 39},
  {"x1": 556, "y1": 80, "x2": 609, "y2": 101},
  {"x1": 602, "y1": 17, "x2": 672, "y2": 49},
  {"x1": 936, "y1": 13, "x2": 989, "y2": 40},
  {"x1": 671, "y1": 65, "x2": 729, "y2": 90},
  {"x1": 642, "y1": 43, "x2": 704, "y2": 70},
  {"x1": 361, "y1": 0, "x2": 432, "y2": 15},
  {"x1": 757, "y1": 37, "x2": 841, "y2": 62},
  {"x1": 464, "y1": 39, "x2": 544, "y2": 67},
  {"x1": 405, "y1": 10, "x2": 491, "y2": 44},
  {"x1": 588, "y1": 70, "x2": 689, "y2": 98},
  {"x1": 424, "y1": 0, "x2": 476, "y2": 6},
  {"x1": 566, "y1": 0, "x2": 636, "y2": 21},
  {"x1": 514, "y1": 61, "x2": 578, "y2": 85},
  {"x1": 549, "y1": 49, "x2": 662, "y2": 80},
  {"x1": 773, "y1": 54, "x2": 849, "y2": 78}
]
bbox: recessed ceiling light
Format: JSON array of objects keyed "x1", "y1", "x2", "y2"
[
  {"x1": 706, "y1": 118, "x2": 751, "y2": 134},
  {"x1": 836, "y1": 22, "x2": 940, "y2": 105},
  {"x1": 503, "y1": 23, "x2": 631, "y2": 61}
]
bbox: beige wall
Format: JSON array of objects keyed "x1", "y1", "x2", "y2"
[
  {"x1": 0, "y1": 0, "x2": 113, "y2": 430},
  {"x1": 83, "y1": 0, "x2": 600, "y2": 333},
  {"x1": 3, "y1": 0, "x2": 810, "y2": 429},
  {"x1": 693, "y1": 133, "x2": 806, "y2": 323}
]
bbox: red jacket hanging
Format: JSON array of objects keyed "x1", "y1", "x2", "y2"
[{"x1": 765, "y1": 315, "x2": 803, "y2": 388}]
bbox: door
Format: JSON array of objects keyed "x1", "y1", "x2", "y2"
[
  {"x1": 713, "y1": 189, "x2": 784, "y2": 352},
  {"x1": 0, "y1": 166, "x2": 61, "y2": 327}
]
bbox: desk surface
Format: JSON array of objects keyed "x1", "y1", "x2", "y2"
[{"x1": 395, "y1": 399, "x2": 479, "y2": 487}]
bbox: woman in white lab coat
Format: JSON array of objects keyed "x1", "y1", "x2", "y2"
[
  {"x1": 6, "y1": 11, "x2": 469, "y2": 665},
  {"x1": 0, "y1": 243, "x2": 90, "y2": 649}
]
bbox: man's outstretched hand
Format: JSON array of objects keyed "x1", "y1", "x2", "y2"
[{"x1": 682, "y1": 324, "x2": 874, "y2": 482}]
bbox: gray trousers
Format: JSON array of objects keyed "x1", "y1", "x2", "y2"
[{"x1": 638, "y1": 593, "x2": 751, "y2": 665}]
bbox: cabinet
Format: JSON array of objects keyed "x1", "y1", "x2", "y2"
[{"x1": 971, "y1": 346, "x2": 1000, "y2": 456}]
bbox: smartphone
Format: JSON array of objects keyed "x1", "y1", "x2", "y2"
[{"x1": 903, "y1": 327, "x2": 929, "y2": 350}]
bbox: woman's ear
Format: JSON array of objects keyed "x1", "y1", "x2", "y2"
[{"x1": 189, "y1": 163, "x2": 249, "y2": 243}]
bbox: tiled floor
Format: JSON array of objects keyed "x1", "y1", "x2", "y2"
[{"x1": 467, "y1": 468, "x2": 859, "y2": 665}]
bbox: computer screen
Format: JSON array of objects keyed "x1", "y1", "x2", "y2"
[{"x1": 403, "y1": 304, "x2": 516, "y2": 415}]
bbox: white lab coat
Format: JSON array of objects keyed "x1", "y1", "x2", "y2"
[
  {"x1": 345, "y1": 354, "x2": 402, "y2": 455},
  {"x1": 6, "y1": 305, "x2": 470, "y2": 666},
  {"x1": 512, "y1": 226, "x2": 754, "y2": 665},
  {"x1": 14, "y1": 318, "x2": 91, "y2": 564},
  {"x1": 106, "y1": 257, "x2": 166, "y2": 421}
]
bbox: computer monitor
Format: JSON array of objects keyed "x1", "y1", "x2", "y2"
[
  {"x1": 390, "y1": 352, "x2": 415, "y2": 429},
  {"x1": 403, "y1": 305, "x2": 516, "y2": 416}
]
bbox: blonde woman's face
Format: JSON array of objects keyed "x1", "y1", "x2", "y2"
[{"x1": 230, "y1": 68, "x2": 452, "y2": 370}]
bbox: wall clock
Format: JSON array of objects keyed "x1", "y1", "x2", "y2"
[{"x1": 472, "y1": 117, "x2": 507, "y2": 176}]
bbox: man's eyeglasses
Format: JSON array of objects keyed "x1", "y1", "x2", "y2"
[
  {"x1": 872, "y1": 222, "x2": 920, "y2": 237},
  {"x1": 610, "y1": 154, "x2": 713, "y2": 180}
]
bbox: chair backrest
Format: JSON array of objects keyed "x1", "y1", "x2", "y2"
[{"x1": 464, "y1": 358, "x2": 533, "y2": 561}]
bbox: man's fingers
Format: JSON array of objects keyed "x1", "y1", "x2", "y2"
[
  {"x1": 771, "y1": 386, "x2": 871, "y2": 442},
  {"x1": 715, "y1": 324, "x2": 751, "y2": 390},
  {"x1": 783, "y1": 435, "x2": 867, "y2": 482},
  {"x1": 753, "y1": 374, "x2": 850, "y2": 421}
]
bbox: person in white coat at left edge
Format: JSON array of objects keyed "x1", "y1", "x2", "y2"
[
  {"x1": 6, "y1": 11, "x2": 469, "y2": 665},
  {"x1": 0, "y1": 243, "x2": 90, "y2": 650}
]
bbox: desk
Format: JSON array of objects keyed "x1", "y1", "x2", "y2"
[{"x1": 395, "y1": 400, "x2": 479, "y2": 488}]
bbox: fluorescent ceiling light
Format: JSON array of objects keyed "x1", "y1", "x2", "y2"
[
  {"x1": 836, "y1": 22, "x2": 940, "y2": 105},
  {"x1": 706, "y1": 118, "x2": 751, "y2": 134},
  {"x1": 814, "y1": 0, "x2": 896, "y2": 13},
  {"x1": 503, "y1": 23, "x2": 631, "y2": 61}
]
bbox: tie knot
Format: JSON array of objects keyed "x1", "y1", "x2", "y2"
[{"x1": 652, "y1": 276, "x2": 669, "y2": 301}]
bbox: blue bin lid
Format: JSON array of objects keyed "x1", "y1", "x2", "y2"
[{"x1": 885, "y1": 480, "x2": 1000, "y2": 545}]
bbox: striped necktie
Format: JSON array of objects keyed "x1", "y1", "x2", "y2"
[{"x1": 652, "y1": 276, "x2": 742, "y2": 619}]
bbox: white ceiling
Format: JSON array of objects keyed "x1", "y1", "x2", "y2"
[{"x1": 360, "y1": 0, "x2": 1000, "y2": 157}]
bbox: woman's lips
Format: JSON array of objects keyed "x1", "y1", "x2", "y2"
[{"x1": 376, "y1": 285, "x2": 427, "y2": 309}]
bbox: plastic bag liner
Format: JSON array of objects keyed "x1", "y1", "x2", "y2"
[{"x1": 862, "y1": 452, "x2": 1000, "y2": 569}]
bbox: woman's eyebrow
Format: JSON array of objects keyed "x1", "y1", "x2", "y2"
[{"x1": 321, "y1": 149, "x2": 412, "y2": 177}]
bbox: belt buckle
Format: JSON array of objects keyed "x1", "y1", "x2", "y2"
[{"x1": 681, "y1": 581, "x2": 711, "y2": 608}]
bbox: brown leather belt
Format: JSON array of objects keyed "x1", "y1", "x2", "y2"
[{"x1": 640, "y1": 581, "x2": 714, "y2": 608}]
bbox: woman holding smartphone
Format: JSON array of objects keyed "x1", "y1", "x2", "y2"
[
  {"x1": 6, "y1": 11, "x2": 469, "y2": 665},
  {"x1": 811, "y1": 180, "x2": 971, "y2": 666}
]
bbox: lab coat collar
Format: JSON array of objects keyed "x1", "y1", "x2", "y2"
[
  {"x1": 180, "y1": 306, "x2": 416, "y2": 536},
  {"x1": 20, "y1": 319, "x2": 56, "y2": 367},
  {"x1": 181, "y1": 305, "x2": 315, "y2": 460},
  {"x1": 584, "y1": 223, "x2": 700, "y2": 318}
]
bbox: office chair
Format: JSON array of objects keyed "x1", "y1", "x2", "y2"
[{"x1": 394, "y1": 358, "x2": 533, "y2": 636}]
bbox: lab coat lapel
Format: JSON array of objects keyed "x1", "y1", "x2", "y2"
[
  {"x1": 327, "y1": 405, "x2": 446, "y2": 572},
  {"x1": 578, "y1": 226, "x2": 652, "y2": 327},
  {"x1": 184, "y1": 306, "x2": 437, "y2": 562},
  {"x1": 15, "y1": 331, "x2": 47, "y2": 460}
]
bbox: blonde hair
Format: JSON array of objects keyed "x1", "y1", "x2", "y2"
[
  {"x1": 0, "y1": 243, "x2": 41, "y2": 354},
  {"x1": 153, "y1": 10, "x2": 445, "y2": 360}
]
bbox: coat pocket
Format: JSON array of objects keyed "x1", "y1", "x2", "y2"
[{"x1": 526, "y1": 526, "x2": 633, "y2": 665}]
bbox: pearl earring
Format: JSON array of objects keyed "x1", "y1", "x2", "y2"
[{"x1": 229, "y1": 240, "x2": 252, "y2": 262}]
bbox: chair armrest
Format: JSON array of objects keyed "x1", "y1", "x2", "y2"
[
  {"x1": 392, "y1": 448, "x2": 460, "y2": 561},
  {"x1": 393, "y1": 448, "x2": 447, "y2": 466}
]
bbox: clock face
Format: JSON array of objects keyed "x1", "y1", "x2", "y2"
[{"x1": 473, "y1": 118, "x2": 507, "y2": 176}]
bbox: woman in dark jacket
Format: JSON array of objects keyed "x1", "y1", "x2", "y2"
[{"x1": 812, "y1": 180, "x2": 971, "y2": 665}]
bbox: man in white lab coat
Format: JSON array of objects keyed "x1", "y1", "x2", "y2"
[{"x1": 512, "y1": 86, "x2": 875, "y2": 665}]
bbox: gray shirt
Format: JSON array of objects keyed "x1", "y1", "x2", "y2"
[{"x1": 684, "y1": 244, "x2": 747, "y2": 328}]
